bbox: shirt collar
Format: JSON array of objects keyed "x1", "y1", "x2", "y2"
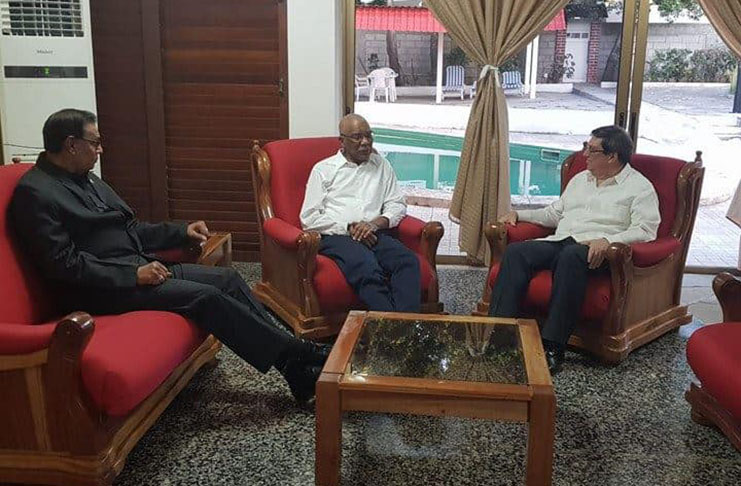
[
  {"x1": 586, "y1": 163, "x2": 632, "y2": 186},
  {"x1": 35, "y1": 151, "x2": 90, "y2": 184},
  {"x1": 335, "y1": 149, "x2": 380, "y2": 168}
]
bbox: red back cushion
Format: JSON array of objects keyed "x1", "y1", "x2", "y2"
[
  {"x1": 562, "y1": 152, "x2": 684, "y2": 238},
  {"x1": 263, "y1": 137, "x2": 342, "y2": 228},
  {"x1": 0, "y1": 164, "x2": 56, "y2": 324}
]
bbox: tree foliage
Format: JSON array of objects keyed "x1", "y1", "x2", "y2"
[
  {"x1": 653, "y1": 0, "x2": 703, "y2": 21},
  {"x1": 568, "y1": 0, "x2": 703, "y2": 21}
]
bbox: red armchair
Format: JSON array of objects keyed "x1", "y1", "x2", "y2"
[
  {"x1": 0, "y1": 163, "x2": 231, "y2": 486},
  {"x1": 476, "y1": 149, "x2": 704, "y2": 363},
  {"x1": 250, "y1": 137, "x2": 444, "y2": 339},
  {"x1": 685, "y1": 272, "x2": 741, "y2": 451}
]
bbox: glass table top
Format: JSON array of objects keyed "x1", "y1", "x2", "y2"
[{"x1": 348, "y1": 317, "x2": 527, "y2": 385}]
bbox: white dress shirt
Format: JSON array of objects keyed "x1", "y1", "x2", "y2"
[
  {"x1": 300, "y1": 150, "x2": 406, "y2": 235},
  {"x1": 517, "y1": 164, "x2": 660, "y2": 245}
]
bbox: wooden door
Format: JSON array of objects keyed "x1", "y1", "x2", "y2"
[
  {"x1": 91, "y1": 0, "x2": 288, "y2": 261},
  {"x1": 161, "y1": 0, "x2": 287, "y2": 261}
]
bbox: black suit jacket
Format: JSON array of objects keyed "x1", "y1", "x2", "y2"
[{"x1": 9, "y1": 154, "x2": 188, "y2": 289}]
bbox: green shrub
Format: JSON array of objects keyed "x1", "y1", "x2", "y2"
[
  {"x1": 646, "y1": 48, "x2": 691, "y2": 82},
  {"x1": 688, "y1": 48, "x2": 737, "y2": 82},
  {"x1": 647, "y1": 47, "x2": 738, "y2": 82}
]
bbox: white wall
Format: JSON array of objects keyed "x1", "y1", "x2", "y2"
[{"x1": 287, "y1": 0, "x2": 344, "y2": 138}]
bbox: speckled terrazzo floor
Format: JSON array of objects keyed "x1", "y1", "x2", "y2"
[{"x1": 112, "y1": 265, "x2": 740, "y2": 486}]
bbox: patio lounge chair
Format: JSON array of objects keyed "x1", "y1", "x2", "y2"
[
  {"x1": 368, "y1": 68, "x2": 398, "y2": 102},
  {"x1": 501, "y1": 70, "x2": 524, "y2": 95},
  {"x1": 442, "y1": 65, "x2": 467, "y2": 101}
]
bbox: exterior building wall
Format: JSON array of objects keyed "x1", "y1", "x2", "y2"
[{"x1": 355, "y1": 23, "x2": 727, "y2": 85}]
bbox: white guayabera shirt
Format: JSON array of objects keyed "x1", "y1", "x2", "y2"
[
  {"x1": 517, "y1": 164, "x2": 661, "y2": 245},
  {"x1": 300, "y1": 150, "x2": 406, "y2": 235}
]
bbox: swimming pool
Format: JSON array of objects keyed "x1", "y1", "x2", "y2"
[{"x1": 373, "y1": 128, "x2": 570, "y2": 196}]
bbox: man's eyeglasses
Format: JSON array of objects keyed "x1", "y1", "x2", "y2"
[
  {"x1": 583, "y1": 144, "x2": 605, "y2": 156},
  {"x1": 340, "y1": 131, "x2": 373, "y2": 142},
  {"x1": 76, "y1": 136, "x2": 103, "y2": 149}
]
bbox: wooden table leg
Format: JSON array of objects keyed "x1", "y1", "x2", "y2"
[
  {"x1": 526, "y1": 385, "x2": 556, "y2": 486},
  {"x1": 315, "y1": 372, "x2": 342, "y2": 486}
]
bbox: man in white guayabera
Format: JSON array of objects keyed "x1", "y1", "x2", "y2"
[
  {"x1": 489, "y1": 125, "x2": 660, "y2": 374},
  {"x1": 300, "y1": 114, "x2": 420, "y2": 312}
]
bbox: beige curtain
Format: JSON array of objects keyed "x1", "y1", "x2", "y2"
[
  {"x1": 697, "y1": 1, "x2": 741, "y2": 268},
  {"x1": 423, "y1": 0, "x2": 569, "y2": 261},
  {"x1": 697, "y1": 1, "x2": 741, "y2": 57}
]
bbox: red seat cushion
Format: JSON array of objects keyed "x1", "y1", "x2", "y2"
[
  {"x1": 314, "y1": 254, "x2": 435, "y2": 314},
  {"x1": 686, "y1": 322, "x2": 741, "y2": 420},
  {"x1": 0, "y1": 322, "x2": 56, "y2": 354},
  {"x1": 81, "y1": 311, "x2": 206, "y2": 416},
  {"x1": 487, "y1": 264, "x2": 611, "y2": 321}
]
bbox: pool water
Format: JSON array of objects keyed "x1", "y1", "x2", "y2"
[{"x1": 373, "y1": 128, "x2": 570, "y2": 196}]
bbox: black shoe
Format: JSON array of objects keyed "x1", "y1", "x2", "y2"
[
  {"x1": 292, "y1": 339, "x2": 332, "y2": 366},
  {"x1": 279, "y1": 360, "x2": 322, "y2": 403},
  {"x1": 544, "y1": 348, "x2": 564, "y2": 375}
]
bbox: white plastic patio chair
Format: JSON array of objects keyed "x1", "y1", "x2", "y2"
[
  {"x1": 442, "y1": 65, "x2": 467, "y2": 100},
  {"x1": 354, "y1": 75, "x2": 370, "y2": 101},
  {"x1": 368, "y1": 68, "x2": 398, "y2": 103}
]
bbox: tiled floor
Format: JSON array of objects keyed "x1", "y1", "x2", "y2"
[{"x1": 409, "y1": 198, "x2": 740, "y2": 269}]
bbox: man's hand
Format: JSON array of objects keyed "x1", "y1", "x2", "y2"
[
  {"x1": 187, "y1": 220, "x2": 209, "y2": 245},
  {"x1": 585, "y1": 238, "x2": 610, "y2": 269},
  {"x1": 348, "y1": 221, "x2": 378, "y2": 247},
  {"x1": 499, "y1": 210, "x2": 518, "y2": 226},
  {"x1": 136, "y1": 261, "x2": 172, "y2": 286}
]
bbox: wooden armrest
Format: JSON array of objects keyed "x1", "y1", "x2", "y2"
[
  {"x1": 484, "y1": 222, "x2": 509, "y2": 265},
  {"x1": 484, "y1": 221, "x2": 555, "y2": 266},
  {"x1": 45, "y1": 312, "x2": 102, "y2": 454},
  {"x1": 197, "y1": 232, "x2": 232, "y2": 267},
  {"x1": 713, "y1": 272, "x2": 741, "y2": 322}
]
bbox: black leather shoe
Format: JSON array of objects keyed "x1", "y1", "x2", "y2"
[
  {"x1": 279, "y1": 360, "x2": 322, "y2": 403},
  {"x1": 544, "y1": 348, "x2": 564, "y2": 375},
  {"x1": 293, "y1": 339, "x2": 332, "y2": 366}
]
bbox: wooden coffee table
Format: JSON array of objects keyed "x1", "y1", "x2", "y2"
[{"x1": 315, "y1": 311, "x2": 555, "y2": 486}]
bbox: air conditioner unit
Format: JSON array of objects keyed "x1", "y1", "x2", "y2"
[{"x1": 0, "y1": 0, "x2": 97, "y2": 171}]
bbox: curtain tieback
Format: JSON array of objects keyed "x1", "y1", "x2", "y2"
[{"x1": 479, "y1": 64, "x2": 500, "y2": 87}]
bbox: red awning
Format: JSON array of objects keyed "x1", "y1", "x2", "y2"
[
  {"x1": 356, "y1": 6, "x2": 566, "y2": 33},
  {"x1": 356, "y1": 6, "x2": 445, "y2": 33},
  {"x1": 544, "y1": 9, "x2": 566, "y2": 31}
]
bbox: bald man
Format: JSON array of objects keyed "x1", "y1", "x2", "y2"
[{"x1": 299, "y1": 114, "x2": 420, "y2": 312}]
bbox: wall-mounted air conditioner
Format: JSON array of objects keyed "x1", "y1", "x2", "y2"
[{"x1": 0, "y1": 0, "x2": 97, "y2": 169}]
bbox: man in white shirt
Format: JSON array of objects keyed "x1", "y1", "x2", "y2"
[
  {"x1": 489, "y1": 125, "x2": 660, "y2": 373},
  {"x1": 300, "y1": 114, "x2": 420, "y2": 312}
]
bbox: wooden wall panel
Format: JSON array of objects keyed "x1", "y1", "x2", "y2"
[{"x1": 161, "y1": 0, "x2": 287, "y2": 261}]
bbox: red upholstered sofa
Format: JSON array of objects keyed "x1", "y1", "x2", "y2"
[
  {"x1": 476, "y1": 149, "x2": 704, "y2": 363},
  {"x1": 250, "y1": 137, "x2": 444, "y2": 339},
  {"x1": 0, "y1": 163, "x2": 231, "y2": 486},
  {"x1": 685, "y1": 272, "x2": 741, "y2": 451}
]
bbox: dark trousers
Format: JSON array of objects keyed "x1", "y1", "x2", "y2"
[
  {"x1": 63, "y1": 264, "x2": 290, "y2": 373},
  {"x1": 319, "y1": 232, "x2": 421, "y2": 312},
  {"x1": 488, "y1": 238, "x2": 609, "y2": 347}
]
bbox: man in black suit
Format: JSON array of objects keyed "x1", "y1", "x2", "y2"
[{"x1": 10, "y1": 108, "x2": 328, "y2": 402}]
